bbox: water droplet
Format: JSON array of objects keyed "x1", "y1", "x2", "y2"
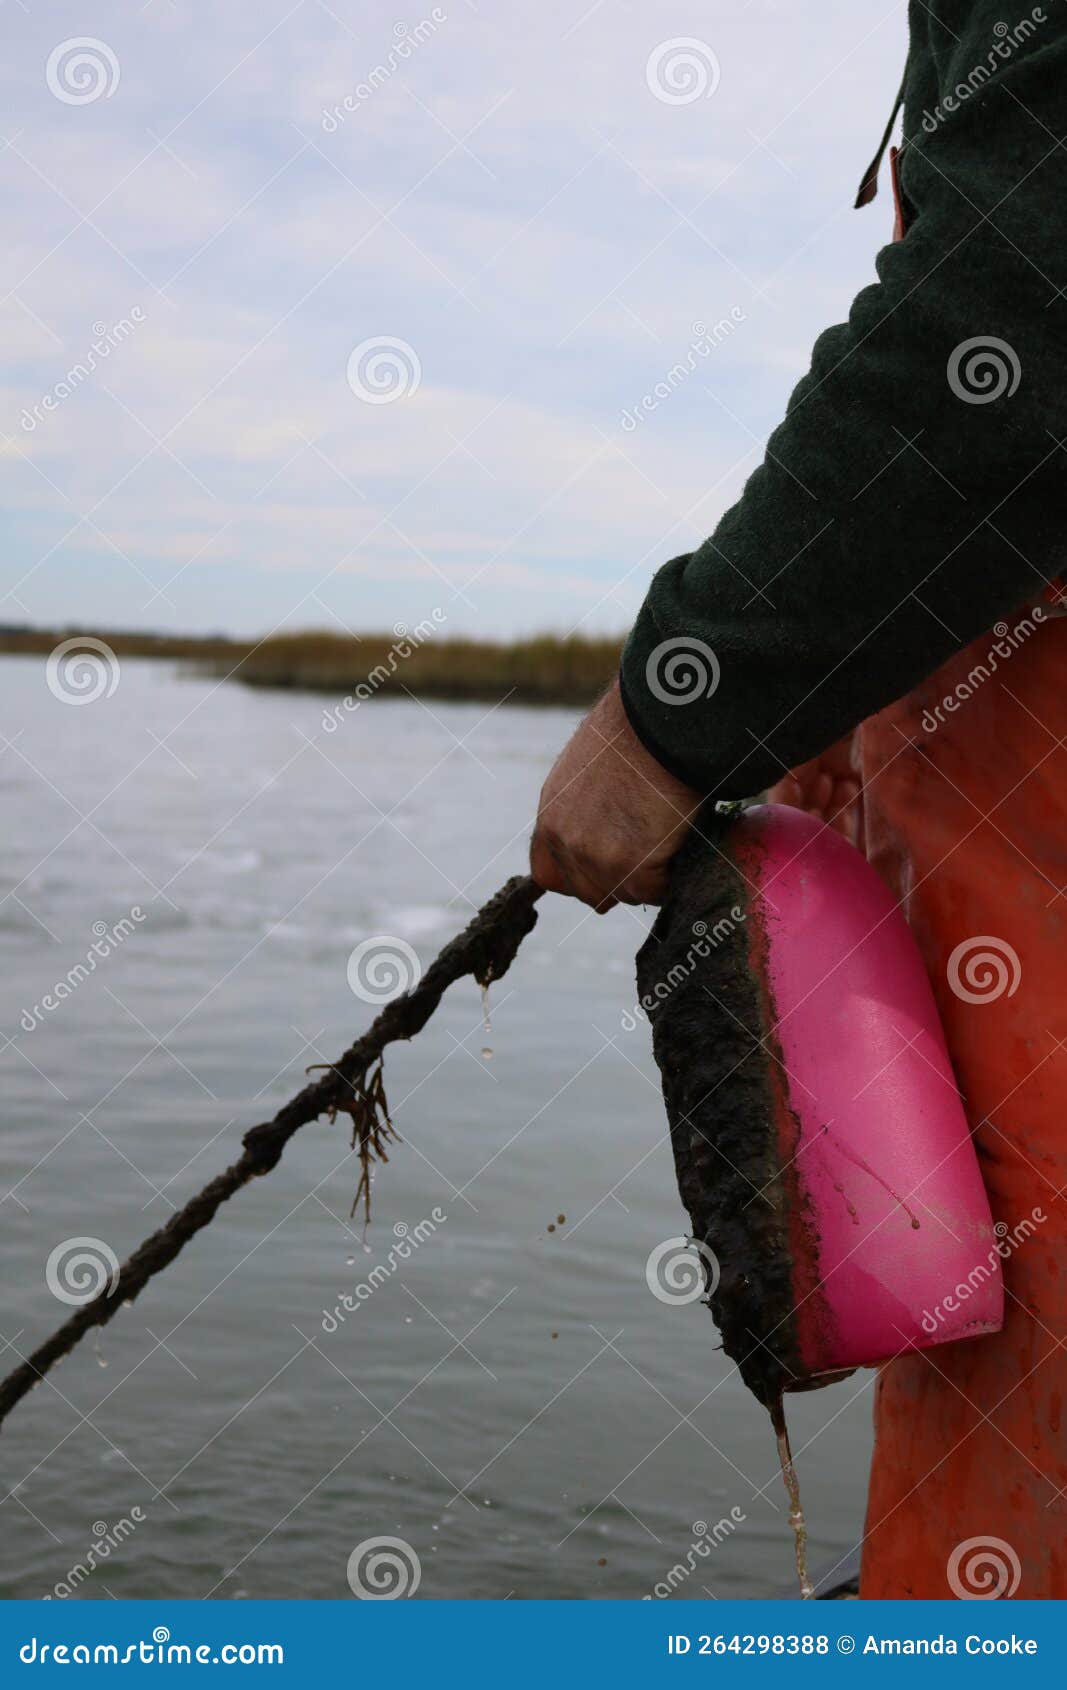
[
  {"x1": 97, "y1": 1356, "x2": 109, "y2": 1369},
  {"x1": 481, "y1": 1046, "x2": 493, "y2": 1062},
  {"x1": 346, "y1": 1256, "x2": 356, "y2": 1267}
]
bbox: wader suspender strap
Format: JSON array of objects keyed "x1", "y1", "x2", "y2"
[{"x1": 854, "y1": 64, "x2": 908, "y2": 208}]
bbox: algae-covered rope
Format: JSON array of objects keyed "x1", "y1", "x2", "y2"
[{"x1": 0, "y1": 874, "x2": 544, "y2": 1430}]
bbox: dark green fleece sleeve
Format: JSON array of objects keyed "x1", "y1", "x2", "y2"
[{"x1": 620, "y1": 1, "x2": 1067, "y2": 796}]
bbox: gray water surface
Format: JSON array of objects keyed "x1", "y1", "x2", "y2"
[{"x1": 0, "y1": 656, "x2": 872, "y2": 1600}]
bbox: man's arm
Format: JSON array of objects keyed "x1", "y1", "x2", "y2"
[{"x1": 533, "y1": 6, "x2": 1067, "y2": 905}]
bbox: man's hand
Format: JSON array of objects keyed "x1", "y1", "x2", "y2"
[{"x1": 529, "y1": 679, "x2": 702, "y2": 911}]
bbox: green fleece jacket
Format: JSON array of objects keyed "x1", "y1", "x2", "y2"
[{"x1": 619, "y1": 0, "x2": 1067, "y2": 796}]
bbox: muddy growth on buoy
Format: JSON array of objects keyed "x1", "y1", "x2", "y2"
[
  {"x1": 636, "y1": 808, "x2": 846, "y2": 1597},
  {"x1": 636, "y1": 810, "x2": 807, "y2": 1407}
]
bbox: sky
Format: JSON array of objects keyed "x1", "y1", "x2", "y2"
[{"x1": 0, "y1": 1, "x2": 905, "y2": 641}]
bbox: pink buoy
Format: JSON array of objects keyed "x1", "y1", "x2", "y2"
[{"x1": 733, "y1": 802, "x2": 1003, "y2": 1377}]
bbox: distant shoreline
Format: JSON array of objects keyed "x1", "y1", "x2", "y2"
[{"x1": 0, "y1": 625, "x2": 623, "y2": 708}]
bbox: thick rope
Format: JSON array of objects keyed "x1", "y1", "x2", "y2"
[{"x1": 0, "y1": 874, "x2": 543, "y2": 1429}]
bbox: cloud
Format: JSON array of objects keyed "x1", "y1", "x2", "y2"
[{"x1": 0, "y1": 0, "x2": 905, "y2": 637}]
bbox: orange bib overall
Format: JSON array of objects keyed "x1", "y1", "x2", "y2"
[{"x1": 857, "y1": 151, "x2": 1067, "y2": 1600}]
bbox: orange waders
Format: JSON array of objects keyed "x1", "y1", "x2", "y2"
[{"x1": 856, "y1": 152, "x2": 1067, "y2": 1600}]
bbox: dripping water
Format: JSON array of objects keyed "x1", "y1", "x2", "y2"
[
  {"x1": 770, "y1": 1394, "x2": 813, "y2": 1599},
  {"x1": 479, "y1": 981, "x2": 493, "y2": 1062}
]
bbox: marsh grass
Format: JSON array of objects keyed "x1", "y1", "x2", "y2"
[
  {"x1": 0, "y1": 625, "x2": 624, "y2": 707},
  {"x1": 229, "y1": 629, "x2": 623, "y2": 705}
]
